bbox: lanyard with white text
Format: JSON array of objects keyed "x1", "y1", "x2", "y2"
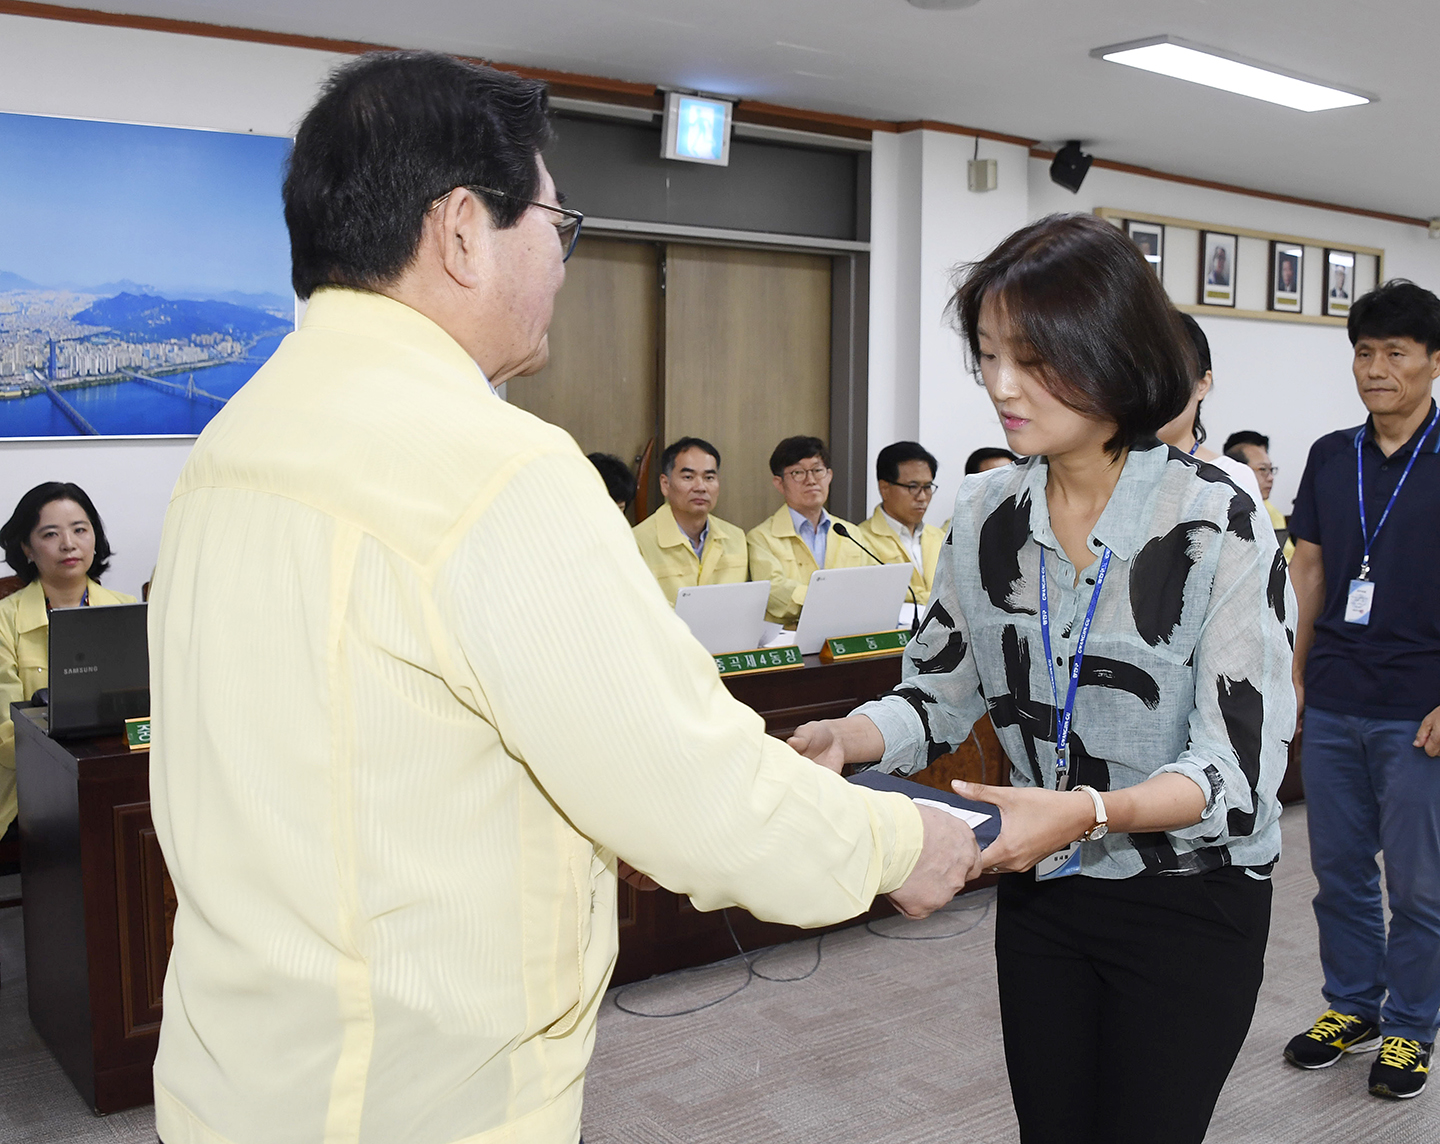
[
  {"x1": 1354, "y1": 404, "x2": 1439, "y2": 581},
  {"x1": 1039, "y1": 546, "x2": 1112, "y2": 791}
]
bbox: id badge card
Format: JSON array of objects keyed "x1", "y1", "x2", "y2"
[
  {"x1": 1344, "y1": 579, "x2": 1374, "y2": 626},
  {"x1": 1035, "y1": 841, "x2": 1081, "y2": 881}
]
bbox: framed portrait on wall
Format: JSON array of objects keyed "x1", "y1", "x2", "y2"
[
  {"x1": 1125, "y1": 220, "x2": 1164, "y2": 278},
  {"x1": 0, "y1": 111, "x2": 294, "y2": 439},
  {"x1": 1199, "y1": 231, "x2": 1237, "y2": 307},
  {"x1": 1269, "y1": 242, "x2": 1304, "y2": 313},
  {"x1": 1324, "y1": 248, "x2": 1356, "y2": 317}
]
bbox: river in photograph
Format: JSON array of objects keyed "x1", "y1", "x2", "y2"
[{"x1": 0, "y1": 332, "x2": 289, "y2": 437}]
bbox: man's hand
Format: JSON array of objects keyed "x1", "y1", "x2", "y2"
[
  {"x1": 887, "y1": 804, "x2": 984, "y2": 919},
  {"x1": 1415, "y1": 706, "x2": 1440, "y2": 758},
  {"x1": 787, "y1": 720, "x2": 847, "y2": 773},
  {"x1": 954, "y1": 781, "x2": 1093, "y2": 874},
  {"x1": 1293, "y1": 670, "x2": 1306, "y2": 736}
]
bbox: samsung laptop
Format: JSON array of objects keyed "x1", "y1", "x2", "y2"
[
  {"x1": 47, "y1": 602, "x2": 149, "y2": 739},
  {"x1": 793, "y1": 563, "x2": 915, "y2": 656},
  {"x1": 674, "y1": 581, "x2": 771, "y2": 655}
]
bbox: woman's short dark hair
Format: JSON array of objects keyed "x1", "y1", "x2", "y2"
[
  {"x1": 1177, "y1": 312, "x2": 1211, "y2": 445},
  {"x1": 876, "y1": 441, "x2": 938, "y2": 483},
  {"x1": 1, "y1": 481, "x2": 112, "y2": 584},
  {"x1": 1348, "y1": 279, "x2": 1440, "y2": 354},
  {"x1": 770, "y1": 436, "x2": 830, "y2": 476},
  {"x1": 284, "y1": 51, "x2": 553, "y2": 300},
  {"x1": 587, "y1": 453, "x2": 636, "y2": 508},
  {"x1": 947, "y1": 213, "x2": 1195, "y2": 455},
  {"x1": 964, "y1": 447, "x2": 1018, "y2": 475}
]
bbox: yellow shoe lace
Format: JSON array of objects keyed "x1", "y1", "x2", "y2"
[
  {"x1": 1377, "y1": 1037, "x2": 1426, "y2": 1072},
  {"x1": 1307, "y1": 1009, "x2": 1362, "y2": 1045}
]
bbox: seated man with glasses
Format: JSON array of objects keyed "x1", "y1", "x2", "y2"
[
  {"x1": 1224, "y1": 430, "x2": 1293, "y2": 559},
  {"x1": 853, "y1": 441, "x2": 946, "y2": 606},
  {"x1": 633, "y1": 436, "x2": 748, "y2": 604},
  {"x1": 747, "y1": 436, "x2": 867, "y2": 625}
]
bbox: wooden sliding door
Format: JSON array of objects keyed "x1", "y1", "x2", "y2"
[
  {"x1": 506, "y1": 236, "x2": 660, "y2": 483},
  {"x1": 508, "y1": 235, "x2": 837, "y2": 532},
  {"x1": 663, "y1": 244, "x2": 832, "y2": 531}
]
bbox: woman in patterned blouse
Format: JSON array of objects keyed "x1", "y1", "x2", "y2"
[{"x1": 791, "y1": 214, "x2": 1295, "y2": 1144}]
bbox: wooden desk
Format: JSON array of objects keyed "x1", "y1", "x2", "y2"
[
  {"x1": 612, "y1": 652, "x2": 1008, "y2": 985},
  {"x1": 13, "y1": 705, "x2": 168, "y2": 1114}
]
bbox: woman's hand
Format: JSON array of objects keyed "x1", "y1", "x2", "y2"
[
  {"x1": 953, "y1": 781, "x2": 1095, "y2": 874},
  {"x1": 787, "y1": 715, "x2": 885, "y2": 774}
]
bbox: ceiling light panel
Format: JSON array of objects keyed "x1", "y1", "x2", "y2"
[{"x1": 1092, "y1": 36, "x2": 1372, "y2": 113}]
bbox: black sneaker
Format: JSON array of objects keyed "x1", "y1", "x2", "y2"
[
  {"x1": 1284, "y1": 1009, "x2": 1382, "y2": 1069},
  {"x1": 1368, "y1": 1037, "x2": 1432, "y2": 1099}
]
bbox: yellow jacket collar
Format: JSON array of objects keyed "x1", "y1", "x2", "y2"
[
  {"x1": 301, "y1": 287, "x2": 492, "y2": 391},
  {"x1": 653, "y1": 504, "x2": 694, "y2": 552},
  {"x1": 12, "y1": 577, "x2": 115, "y2": 635}
]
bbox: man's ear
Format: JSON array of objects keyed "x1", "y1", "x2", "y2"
[
  {"x1": 772, "y1": 474, "x2": 784, "y2": 495},
  {"x1": 436, "y1": 188, "x2": 492, "y2": 289}
]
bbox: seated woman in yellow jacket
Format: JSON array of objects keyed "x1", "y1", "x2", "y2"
[
  {"x1": 854, "y1": 441, "x2": 947, "y2": 606},
  {"x1": 1, "y1": 482, "x2": 135, "y2": 836},
  {"x1": 747, "y1": 435, "x2": 868, "y2": 625},
  {"x1": 633, "y1": 437, "x2": 748, "y2": 605}
]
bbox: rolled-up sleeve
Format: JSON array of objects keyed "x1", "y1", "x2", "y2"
[
  {"x1": 1158, "y1": 524, "x2": 1296, "y2": 848},
  {"x1": 433, "y1": 451, "x2": 924, "y2": 925}
]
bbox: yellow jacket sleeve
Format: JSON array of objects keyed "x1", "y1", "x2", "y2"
[{"x1": 436, "y1": 454, "x2": 923, "y2": 924}]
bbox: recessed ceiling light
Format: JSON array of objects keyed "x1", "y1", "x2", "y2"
[
  {"x1": 907, "y1": 0, "x2": 982, "y2": 10},
  {"x1": 1091, "y1": 35, "x2": 1373, "y2": 112}
]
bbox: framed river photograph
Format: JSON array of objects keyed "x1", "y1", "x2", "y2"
[
  {"x1": 1125, "y1": 220, "x2": 1164, "y2": 278},
  {"x1": 1324, "y1": 248, "x2": 1356, "y2": 317},
  {"x1": 1269, "y1": 241, "x2": 1304, "y2": 313},
  {"x1": 1198, "y1": 230, "x2": 1237, "y2": 308},
  {"x1": 0, "y1": 111, "x2": 293, "y2": 438}
]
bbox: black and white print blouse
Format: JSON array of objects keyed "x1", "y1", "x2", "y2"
[{"x1": 855, "y1": 440, "x2": 1296, "y2": 878}]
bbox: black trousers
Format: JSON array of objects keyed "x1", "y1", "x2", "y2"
[{"x1": 995, "y1": 866, "x2": 1272, "y2": 1144}]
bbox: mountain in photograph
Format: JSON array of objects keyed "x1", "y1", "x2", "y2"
[
  {"x1": 0, "y1": 270, "x2": 38, "y2": 290},
  {"x1": 71, "y1": 292, "x2": 291, "y2": 342}
]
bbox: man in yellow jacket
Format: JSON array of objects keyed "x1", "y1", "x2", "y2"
[
  {"x1": 147, "y1": 53, "x2": 981, "y2": 1144},
  {"x1": 853, "y1": 441, "x2": 946, "y2": 607},
  {"x1": 633, "y1": 436, "x2": 748, "y2": 604},
  {"x1": 747, "y1": 435, "x2": 869, "y2": 625}
]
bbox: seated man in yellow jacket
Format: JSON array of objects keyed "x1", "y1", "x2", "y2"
[
  {"x1": 633, "y1": 436, "x2": 748, "y2": 605},
  {"x1": 747, "y1": 435, "x2": 868, "y2": 625},
  {"x1": 853, "y1": 441, "x2": 946, "y2": 607}
]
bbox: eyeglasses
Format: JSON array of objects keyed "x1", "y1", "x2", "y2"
[
  {"x1": 784, "y1": 466, "x2": 830, "y2": 484},
  {"x1": 430, "y1": 186, "x2": 585, "y2": 262},
  {"x1": 1251, "y1": 464, "x2": 1279, "y2": 477},
  {"x1": 884, "y1": 480, "x2": 938, "y2": 496}
]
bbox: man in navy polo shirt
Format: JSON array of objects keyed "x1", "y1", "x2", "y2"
[{"x1": 1283, "y1": 279, "x2": 1440, "y2": 1101}]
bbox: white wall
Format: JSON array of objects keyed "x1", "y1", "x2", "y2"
[
  {"x1": 0, "y1": 14, "x2": 345, "y2": 597},
  {"x1": 865, "y1": 130, "x2": 1440, "y2": 521},
  {"x1": 866, "y1": 129, "x2": 1030, "y2": 523}
]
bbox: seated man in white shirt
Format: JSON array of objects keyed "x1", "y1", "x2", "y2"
[{"x1": 854, "y1": 441, "x2": 946, "y2": 606}]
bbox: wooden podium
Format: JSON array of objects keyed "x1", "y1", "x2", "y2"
[{"x1": 12, "y1": 704, "x2": 169, "y2": 1113}]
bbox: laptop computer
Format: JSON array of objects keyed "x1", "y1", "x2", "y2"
[
  {"x1": 674, "y1": 580, "x2": 771, "y2": 654},
  {"x1": 47, "y1": 602, "x2": 150, "y2": 739},
  {"x1": 794, "y1": 563, "x2": 915, "y2": 656}
]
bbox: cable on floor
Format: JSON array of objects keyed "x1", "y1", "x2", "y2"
[{"x1": 611, "y1": 885, "x2": 997, "y2": 1018}]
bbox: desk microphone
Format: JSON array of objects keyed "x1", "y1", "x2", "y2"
[{"x1": 831, "y1": 521, "x2": 922, "y2": 636}]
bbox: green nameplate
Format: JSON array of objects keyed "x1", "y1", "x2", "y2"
[
  {"x1": 125, "y1": 716, "x2": 151, "y2": 751},
  {"x1": 714, "y1": 645, "x2": 805, "y2": 676},
  {"x1": 820, "y1": 628, "x2": 911, "y2": 664}
]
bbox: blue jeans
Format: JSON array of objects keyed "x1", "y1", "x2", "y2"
[{"x1": 1302, "y1": 706, "x2": 1440, "y2": 1042}]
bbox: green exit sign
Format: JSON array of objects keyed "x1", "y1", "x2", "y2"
[
  {"x1": 125, "y1": 716, "x2": 151, "y2": 751},
  {"x1": 714, "y1": 645, "x2": 805, "y2": 676},
  {"x1": 821, "y1": 628, "x2": 911, "y2": 664}
]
